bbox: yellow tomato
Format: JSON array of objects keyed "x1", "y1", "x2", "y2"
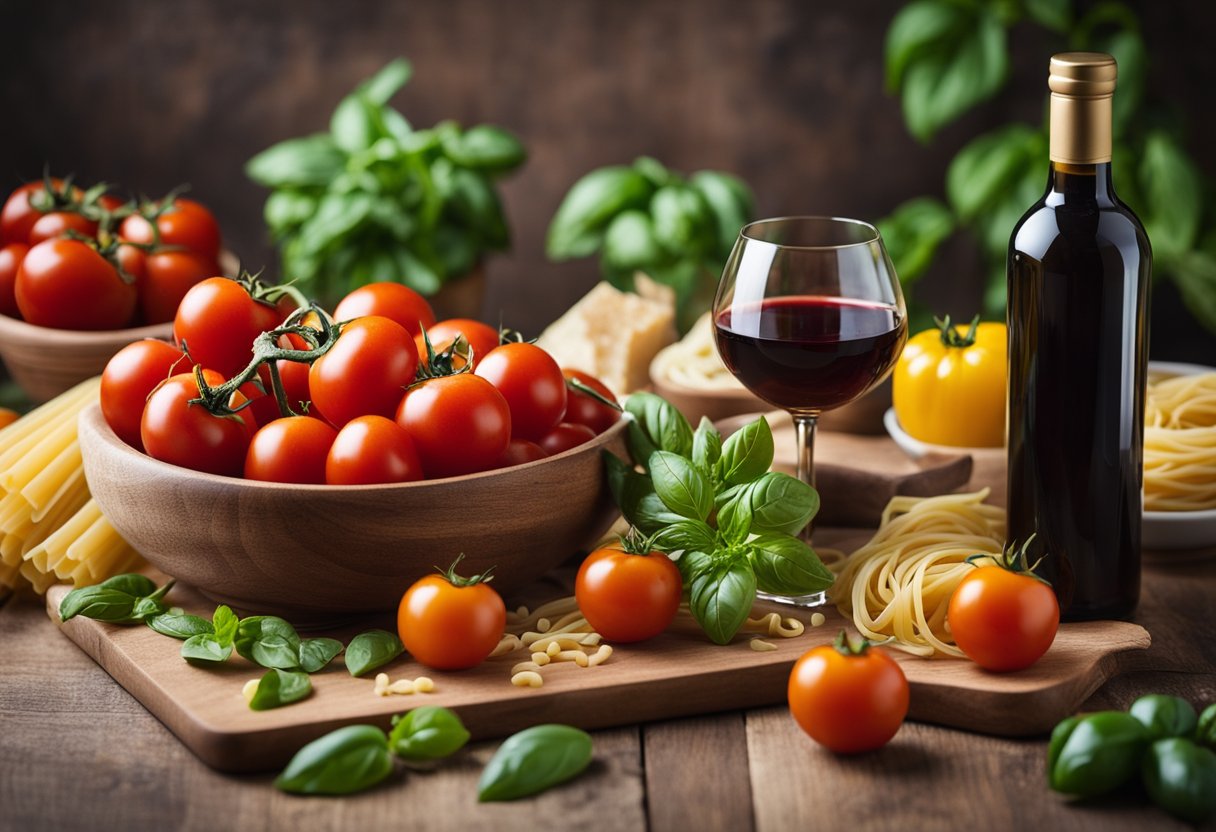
[{"x1": 892, "y1": 315, "x2": 1006, "y2": 447}]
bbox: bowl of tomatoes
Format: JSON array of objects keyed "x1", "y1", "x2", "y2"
[
  {"x1": 0, "y1": 177, "x2": 232, "y2": 402},
  {"x1": 79, "y1": 278, "x2": 629, "y2": 622}
]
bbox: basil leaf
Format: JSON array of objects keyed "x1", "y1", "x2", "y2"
[
  {"x1": 689, "y1": 559, "x2": 757, "y2": 645},
  {"x1": 726, "y1": 472, "x2": 819, "y2": 536},
  {"x1": 477, "y1": 725, "x2": 593, "y2": 802},
  {"x1": 624, "y1": 392, "x2": 693, "y2": 465},
  {"x1": 245, "y1": 134, "x2": 346, "y2": 188},
  {"x1": 276, "y1": 725, "x2": 394, "y2": 795},
  {"x1": 298, "y1": 638, "x2": 344, "y2": 674},
  {"x1": 547, "y1": 166, "x2": 654, "y2": 259},
  {"x1": 236, "y1": 616, "x2": 303, "y2": 670},
  {"x1": 445, "y1": 168, "x2": 508, "y2": 247},
  {"x1": 690, "y1": 170, "x2": 753, "y2": 261},
  {"x1": 633, "y1": 492, "x2": 688, "y2": 536},
  {"x1": 749, "y1": 533, "x2": 835, "y2": 596},
  {"x1": 715, "y1": 495, "x2": 752, "y2": 546},
  {"x1": 440, "y1": 124, "x2": 527, "y2": 173},
  {"x1": 264, "y1": 191, "x2": 319, "y2": 235},
  {"x1": 212, "y1": 605, "x2": 238, "y2": 648},
  {"x1": 602, "y1": 210, "x2": 664, "y2": 271},
  {"x1": 1140, "y1": 131, "x2": 1202, "y2": 261},
  {"x1": 1172, "y1": 252, "x2": 1216, "y2": 334},
  {"x1": 182, "y1": 634, "x2": 233, "y2": 666},
  {"x1": 330, "y1": 91, "x2": 380, "y2": 154},
  {"x1": 633, "y1": 155, "x2": 672, "y2": 187},
  {"x1": 884, "y1": 0, "x2": 968, "y2": 92},
  {"x1": 362, "y1": 58, "x2": 412, "y2": 105},
  {"x1": 148, "y1": 612, "x2": 214, "y2": 640},
  {"x1": 250, "y1": 669, "x2": 313, "y2": 711},
  {"x1": 59, "y1": 587, "x2": 137, "y2": 623},
  {"x1": 875, "y1": 197, "x2": 955, "y2": 285},
  {"x1": 718, "y1": 416, "x2": 774, "y2": 486},
  {"x1": 651, "y1": 519, "x2": 717, "y2": 557},
  {"x1": 649, "y1": 451, "x2": 713, "y2": 522},
  {"x1": 389, "y1": 706, "x2": 471, "y2": 761},
  {"x1": 691, "y1": 417, "x2": 723, "y2": 475},
  {"x1": 346, "y1": 630, "x2": 405, "y2": 677},
  {"x1": 946, "y1": 124, "x2": 1041, "y2": 223},
  {"x1": 98, "y1": 574, "x2": 157, "y2": 598},
  {"x1": 131, "y1": 595, "x2": 167, "y2": 622},
  {"x1": 651, "y1": 184, "x2": 714, "y2": 257}
]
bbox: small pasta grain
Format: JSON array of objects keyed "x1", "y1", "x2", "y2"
[
  {"x1": 374, "y1": 672, "x2": 390, "y2": 696},
  {"x1": 537, "y1": 617, "x2": 551, "y2": 632},
  {"x1": 242, "y1": 679, "x2": 259, "y2": 704},
  {"x1": 810, "y1": 612, "x2": 826, "y2": 627},
  {"x1": 546, "y1": 641, "x2": 561, "y2": 657},
  {"x1": 512, "y1": 660, "x2": 542, "y2": 675},
  {"x1": 531, "y1": 651, "x2": 551, "y2": 666},
  {"x1": 555, "y1": 649, "x2": 589, "y2": 667},
  {"x1": 489, "y1": 634, "x2": 522, "y2": 658},
  {"x1": 777, "y1": 617, "x2": 804, "y2": 637},
  {"x1": 387, "y1": 679, "x2": 416, "y2": 695},
  {"x1": 750, "y1": 639, "x2": 778, "y2": 652},
  {"x1": 587, "y1": 645, "x2": 613, "y2": 667},
  {"x1": 511, "y1": 671, "x2": 543, "y2": 688},
  {"x1": 413, "y1": 677, "x2": 435, "y2": 693}
]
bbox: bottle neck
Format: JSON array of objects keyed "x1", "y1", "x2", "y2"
[
  {"x1": 1046, "y1": 162, "x2": 1115, "y2": 203},
  {"x1": 1049, "y1": 92, "x2": 1112, "y2": 166}
]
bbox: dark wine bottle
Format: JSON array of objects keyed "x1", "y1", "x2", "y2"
[{"x1": 1007, "y1": 52, "x2": 1151, "y2": 620}]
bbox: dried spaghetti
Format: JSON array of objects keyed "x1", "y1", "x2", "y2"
[{"x1": 1144, "y1": 371, "x2": 1216, "y2": 511}]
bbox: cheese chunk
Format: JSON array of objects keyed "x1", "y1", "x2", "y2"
[{"x1": 537, "y1": 282, "x2": 676, "y2": 396}]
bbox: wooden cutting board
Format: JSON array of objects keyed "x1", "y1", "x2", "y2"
[{"x1": 45, "y1": 574, "x2": 1150, "y2": 774}]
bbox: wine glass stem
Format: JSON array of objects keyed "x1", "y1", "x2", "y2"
[{"x1": 793, "y1": 413, "x2": 818, "y2": 543}]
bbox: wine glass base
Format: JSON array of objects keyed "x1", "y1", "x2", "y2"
[{"x1": 756, "y1": 590, "x2": 828, "y2": 608}]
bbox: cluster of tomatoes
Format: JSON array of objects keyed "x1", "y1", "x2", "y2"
[
  {"x1": 0, "y1": 177, "x2": 222, "y2": 329},
  {"x1": 100, "y1": 275, "x2": 621, "y2": 484}
]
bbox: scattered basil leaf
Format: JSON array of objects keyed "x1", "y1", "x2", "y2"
[
  {"x1": 212, "y1": 605, "x2": 239, "y2": 648},
  {"x1": 97, "y1": 574, "x2": 158, "y2": 598},
  {"x1": 131, "y1": 595, "x2": 168, "y2": 622},
  {"x1": 718, "y1": 417, "x2": 774, "y2": 486},
  {"x1": 691, "y1": 417, "x2": 723, "y2": 475},
  {"x1": 749, "y1": 533, "x2": 835, "y2": 596},
  {"x1": 148, "y1": 612, "x2": 215, "y2": 640},
  {"x1": 389, "y1": 706, "x2": 471, "y2": 761},
  {"x1": 298, "y1": 638, "x2": 345, "y2": 674},
  {"x1": 250, "y1": 669, "x2": 313, "y2": 711},
  {"x1": 688, "y1": 559, "x2": 757, "y2": 645},
  {"x1": 477, "y1": 724, "x2": 593, "y2": 802},
  {"x1": 58, "y1": 587, "x2": 138, "y2": 624},
  {"x1": 236, "y1": 616, "x2": 303, "y2": 670},
  {"x1": 649, "y1": 451, "x2": 713, "y2": 522},
  {"x1": 182, "y1": 634, "x2": 234, "y2": 666},
  {"x1": 346, "y1": 630, "x2": 405, "y2": 677},
  {"x1": 275, "y1": 725, "x2": 394, "y2": 795}
]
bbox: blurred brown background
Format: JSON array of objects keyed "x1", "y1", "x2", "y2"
[{"x1": 1, "y1": 0, "x2": 1213, "y2": 359}]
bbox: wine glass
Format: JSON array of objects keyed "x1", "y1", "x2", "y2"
[{"x1": 713, "y1": 216, "x2": 907, "y2": 606}]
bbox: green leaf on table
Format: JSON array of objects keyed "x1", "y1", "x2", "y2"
[
  {"x1": 718, "y1": 416, "x2": 774, "y2": 486},
  {"x1": 276, "y1": 725, "x2": 393, "y2": 795},
  {"x1": 212, "y1": 605, "x2": 239, "y2": 648},
  {"x1": 249, "y1": 669, "x2": 313, "y2": 711},
  {"x1": 148, "y1": 612, "x2": 215, "y2": 640},
  {"x1": 690, "y1": 170, "x2": 753, "y2": 261},
  {"x1": 236, "y1": 616, "x2": 303, "y2": 670},
  {"x1": 603, "y1": 210, "x2": 665, "y2": 271},
  {"x1": 688, "y1": 559, "x2": 757, "y2": 645},
  {"x1": 246, "y1": 134, "x2": 347, "y2": 189},
  {"x1": 59, "y1": 587, "x2": 137, "y2": 623},
  {"x1": 547, "y1": 166, "x2": 654, "y2": 259},
  {"x1": 98, "y1": 574, "x2": 158, "y2": 598},
  {"x1": 389, "y1": 706, "x2": 471, "y2": 761},
  {"x1": 477, "y1": 724, "x2": 593, "y2": 802},
  {"x1": 876, "y1": 197, "x2": 955, "y2": 286},
  {"x1": 624, "y1": 391, "x2": 694, "y2": 465},
  {"x1": 298, "y1": 638, "x2": 345, "y2": 674},
  {"x1": 749, "y1": 533, "x2": 835, "y2": 596},
  {"x1": 181, "y1": 634, "x2": 233, "y2": 666},
  {"x1": 346, "y1": 630, "x2": 405, "y2": 677},
  {"x1": 649, "y1": 451, "x2": 713, "y2": 522},
  {"x1": 1140, "y1": 131, "x2": 1202, "y2": 261}
]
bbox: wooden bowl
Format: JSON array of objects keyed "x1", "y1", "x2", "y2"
[
  {"x1": 0, "y1": 314, "x2": 172, "y2": 403},
  {"x1": 78, "y1": 404, "x2": 628, "y2": 622}
]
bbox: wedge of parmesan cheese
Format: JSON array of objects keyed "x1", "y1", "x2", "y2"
[{"x1": 537, "y1": 281, "x2": 676, "y2": 396}]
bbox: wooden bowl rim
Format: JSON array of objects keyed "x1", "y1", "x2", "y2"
[
  {"x1": 649, "y1": 369, "x2": 761, "y2": 402},
  {"x1": 79, "y1": 402, "x2": 629, "y2": 493},
  {"x1": 0, "y1": 311, "x2": 173, "y2": 345}
]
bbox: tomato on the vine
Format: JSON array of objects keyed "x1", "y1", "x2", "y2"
[
  {"x1": 326, "y1": 415, "x2": 423, "y2": 485},
  {"x1": 333, "y1": 282, "x2": 435, "y2": 338},
  {"x1": 0, "y1": 242, "x2": 29, "y2": 317},
  {"x1": 120, "y1": 198, "x2": 221, "y2": 259},
  {"x1": 562, "y1": 369, "x2": 620, "y2": 434},
  {"x1": 474, "y1": 342, "x2": 567, "y2": 441},
  {"x1": 419, "y1": 318, "x2": 500, "y2": 368},
  {"x1": 494, "y1": 439, "x2": 547, "y2": 469},
  {"x1": 15, "y1": 239, "x2": 136, "y2": 330},
  {"x1": 100, "y1": 339, "x2": 189, "y2": 450},
  {"x1": 27, "y1": 212, "x2": 98, "y2": 246},
  {"x1": 788, "y1": 632, "x2": 909, "y2": 754},
  {"x1": 140, "y1": 369, "x2": 257, "y2": 477},
  {"x1": 1, "y1": 179, "x2": 76, "y2": 245},
  {"x1": 173, "y1": 277, "x2": 291, "y2": 378},
  {"x1": 309, "y1": 316, "x2": 417, "y2": 427},
  {"x1": 947, "y1": 542, "x2": 1059, "y2": 672},
  {"x1": 575, "y1": 542, "x2": 681, "y2": 642},
  {"x1": 538, "y1": 422, "x2": 596, "y2": 456},
  {"x1": 396, "y1": 373, "x2": 510, "y2": 478},
  {"x1": 244, "y1": 416, "x2": 337, "y2": 484},
  {"x1": 397, "y1": 556, "x2": 506, "y2": 670},
  {"x1": 141, "y1": 250, "x2": 219, "y2": 325}
]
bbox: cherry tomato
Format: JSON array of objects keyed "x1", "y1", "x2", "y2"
[
  {"x1": 100, "y1": 339, "x2": 189, "y2": 450},
  {"x1": 15, "y1": 239, "x2": 136, "y2": 330},
  {"x1": 0, "y1": 242, "x2": 29, "y2": 317},
  {"x1": 575, "y1": 546, "x2": 682, "y2": 642},
  {"x1": 494, "y1": 439, "x2": 547, "y2": 469},
  {"x1": 562, "y1": 369, "x2": 620, "y2": 434},
  {"x1": 397, "y1": 558, "x2": 506, "y2": 670},
  {"x1": 418, "y1": 318, "x2": 500, "y2": 368},
  {"x1": 333, "y1": 282, "x2": 435, "y2": 338},
  {"x1": 173, "y1": 277, "x2": 288, "y2": 378},
  {"x1": 538, "y1": 422, "x2": 596, "y2": 456},
  {"x1": 1, "y1": 180, "x2": 75, "y2": 245},
  {"x1": 788, "y1": 634, "x2": 910, "y2": 753},
  {"x1": 27, "y1": 212, "x2": 98, "y2": 246},
  {"x1": 141, "y1": 250, "x2": 219, "y2": 325},
  {"x1": 947, "y1": 562, "x2": 1059, "y2": 672},
  {"x1": 325, "y1": 415, "x2": 424, "y2": 485},
  {"x1": 141, "y1": 369, "x2": 257, "y2": 477},
  {"x1": 120, "y1": 198, "x2": 221, "y2": 259},
  {"x1": 309, "y1": 316, "x2": 417, "y2": 427},
  {"x1": 0, "y1": 407, "x2": 17, "y2": 430},
  {"x1": 474, "y1": 343, "x2": 567, "y2": 441},
  {"x1": 396, "y1": 374, "x2": 510, "y2": 478},
  {"x1": 244, "y1": 416, "x2": 337, "y2": 484}
]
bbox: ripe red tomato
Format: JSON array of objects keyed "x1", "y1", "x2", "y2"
[
  {"x1": 120, "y1": 198, "x2": 221, "y2": 259},
  {"x1": 244, "y1": 416, "x2": 337, "y2": 484},
  {"x1": 15, "y1": 239, "x2": 136, "y2": 330},
  {"x1": 173, "y1": 277, "x2": 288, "y2": 378},
  {"x1": 562, "y1": 369, "x2": 620, "y2": 434},
  {"x1": 418, "y1": 318, "x2": 500, "y2": 368},
  {"x1": 141, "y1": 250, "x2": 219, "y2": 325},
  {"x1": 325, "y1": 415, "x2": 424, "y2": 485},
  {"x1": 538, "y1": 422, "x2": 596, "y2": 456},
  {"x1": 473, "y1": 343, "x2": 567, "y2": 441},
  {"x1": 1, "y1": 180, "x2": 75, "y2": 245},
  {"x1": 100, "y1": 339, "x2": 189, "y2": 450},
  {"x1": 0, "y1": 242, "x2": 29, "y2": 317},
  {"x1": 575, "y1": 546, "x2": 682, "y2": 642},
  {"x1": 141, "y1": 369, "x2": 257, "y2": 477},
  {"x1": 396, "y1": 374, "x2": 510, "y2": 478},
  {"x1": 333, "y1": 282, "x2": 435, "y2": 338},
  {"x1": 27, "y1": 212, "x2": 98, "y2": 246},
  {"x1": 0, "y1": 407, "x2": 17, "y2": 430},
  {"x1": 494, "y1": 439, "x2": 547, "y2": 469},
  {"x1": 788, "y1": 635, "x2": 910, "y2": 753},
  {"x1": 947, "y1": 563, "x2": 1059, "y2": 672},
  {"x1": 397, "y1": 559, "x2": 506, "y2": 670},
  {"x1": 309, "y1": 316, "x2": 417, "y2": 427}
]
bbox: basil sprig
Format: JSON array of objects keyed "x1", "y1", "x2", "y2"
[
  {"x1": 345, "y1": 629, "x2": 405, "y2": 677},
  {"x1": 608, "y1": 393, "x2": 834, "y2": 644},
  {"x1": 59, "y1": 575, "x2": 175, "y2": 624},
  {"x1": 182, "y1": 605, "x2": 238, "y2": 666},
  {"x1": 477, "y1": 724, "x2": 594, "y2": 802}
]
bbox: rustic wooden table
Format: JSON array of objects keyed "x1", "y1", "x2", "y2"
[{"x1": 2, "y1": 556, "x2": 1213, "y2": 832}]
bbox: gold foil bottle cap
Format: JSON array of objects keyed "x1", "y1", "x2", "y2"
[{"x1": 1049, "y1": 52, "x2": 1117, "y2": 97}]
